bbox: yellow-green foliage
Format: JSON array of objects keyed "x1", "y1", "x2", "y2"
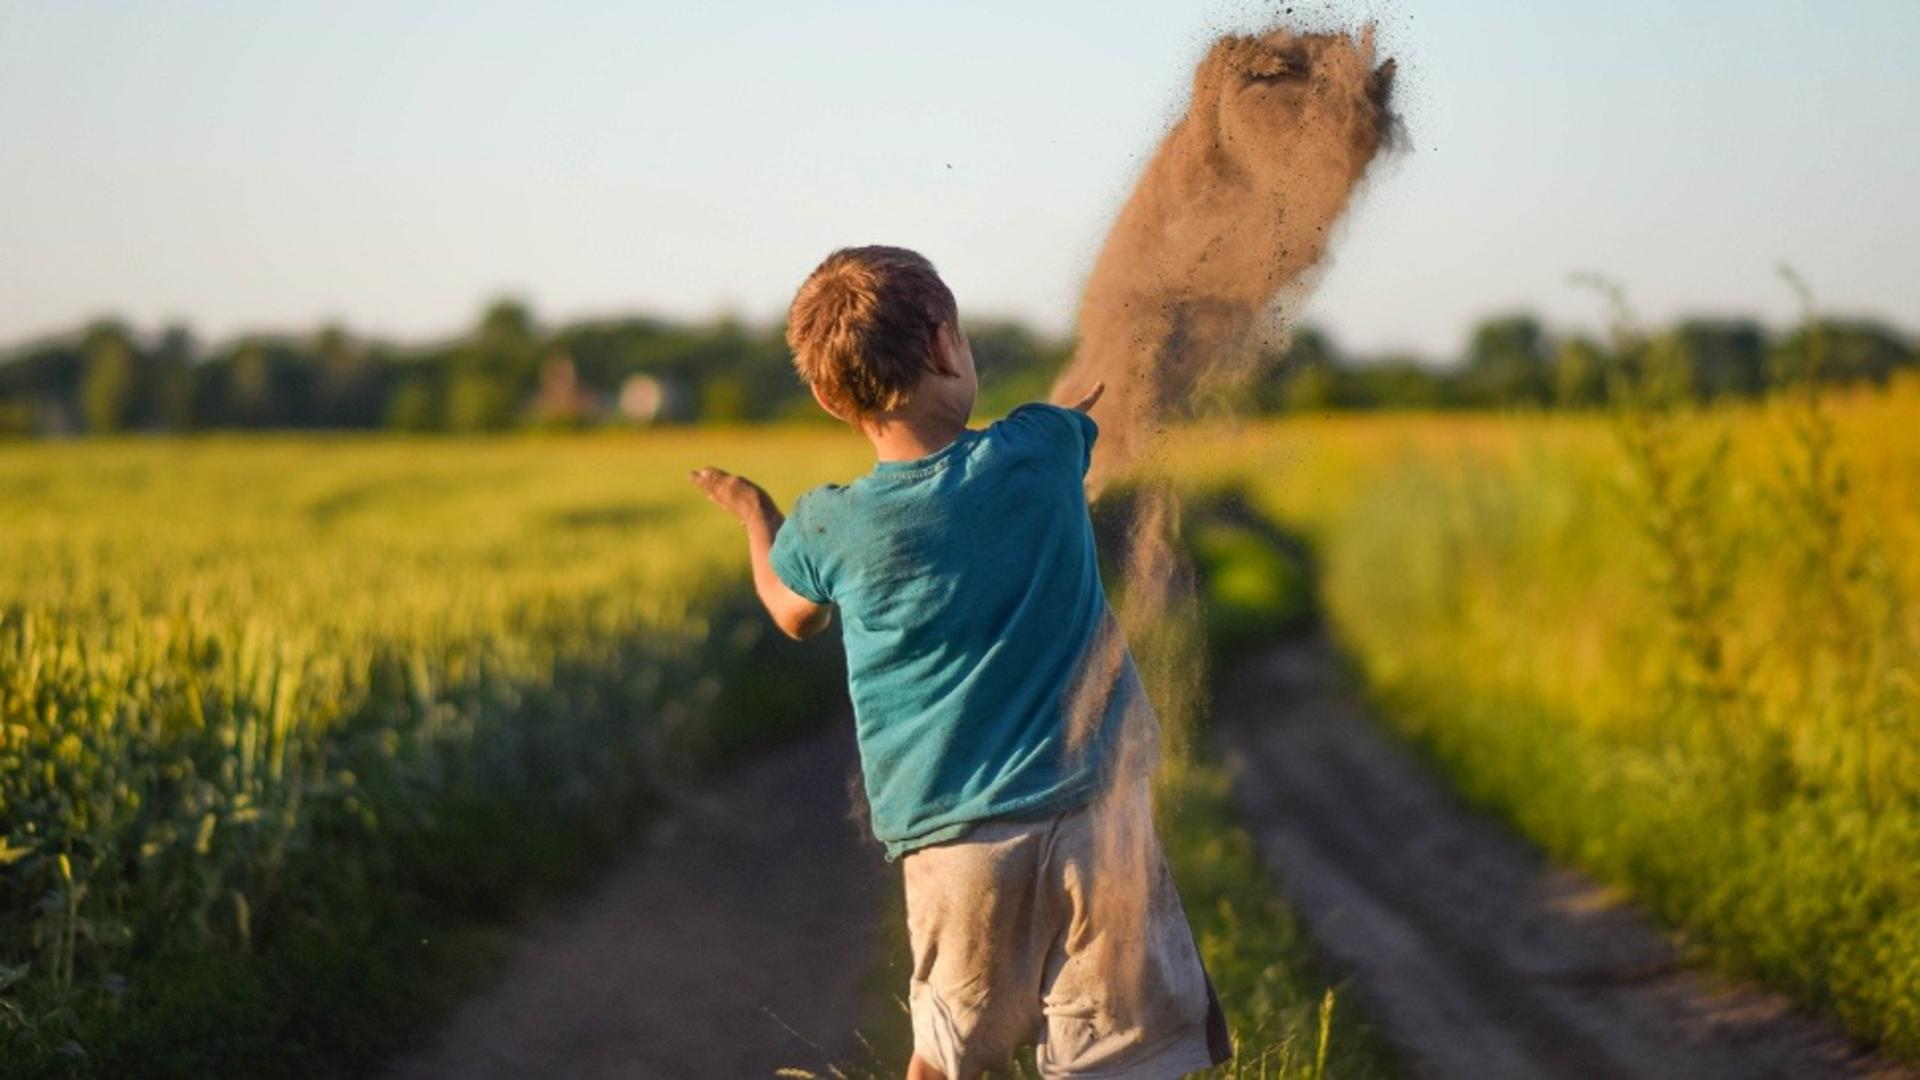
[
  {"x1": 1161, "y1": 762, "x2": 1396, "y2": 1080},
  {"x1": 0, "y1": 431, "x2": 866, "y2": 1073},
  {"x1": 1178, "y1": 377, "x2": 1920, "y2": 1059}
]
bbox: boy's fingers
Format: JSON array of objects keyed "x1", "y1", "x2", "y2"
[
  {"x1": 1071, "y1": 382, "x2": 1106, "y2": 412},
  {"x1": 688, "y1": 466, "x2": 729, "y2": 496}
]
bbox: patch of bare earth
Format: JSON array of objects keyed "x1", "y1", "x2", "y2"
[
  {"x1": 383, "y1": 722, "x2": 889, "y2": 1079},
  {"x1": 1215, "y1": 633, "x2": 1913, "y2": 1080}
]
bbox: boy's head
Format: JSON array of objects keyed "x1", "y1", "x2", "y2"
[{"x1": 786, "y1": 246, "x2": 975, "y2": 427}]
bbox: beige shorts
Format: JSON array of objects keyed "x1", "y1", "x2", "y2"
[{"x1": 902, "y1": 779, "x2": 1231, "y2": 1078}]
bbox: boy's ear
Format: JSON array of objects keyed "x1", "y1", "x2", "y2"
[
  {"x1": 927, "y1": 321, "x2": 961, "y2": 378},
  {"x1": 810, "y1": 381, "x2": 851, "y2": 422}
]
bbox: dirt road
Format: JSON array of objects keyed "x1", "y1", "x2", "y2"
[
  {"x1": 383, "y1": 722, "x2": 890, "y2": 1080},
  {"x1": 1215, "y1": 633, "x2": 1911, "y2": 1080}
]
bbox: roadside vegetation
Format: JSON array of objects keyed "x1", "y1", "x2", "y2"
[{"x1": 1175, "y1": 363, "x2": 1920, "y2": 1061}]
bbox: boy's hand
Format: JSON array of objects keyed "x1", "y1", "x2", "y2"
[
  {"x1": 689, "y1": 465, "x2": 831, "y2": 641},
  {"x1": 1069, "y1": 382, "x2": 1105, "y2": 413},
  {"x1": 689, "y1": 466, "x2": 773, "y2": 524}
]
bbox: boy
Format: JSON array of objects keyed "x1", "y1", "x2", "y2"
[{"x1": 690, "y1": 246, "x2": 1229, "y2": 1079}]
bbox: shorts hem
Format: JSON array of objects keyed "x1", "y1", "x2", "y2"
[{"x1": 1038, "y1": 1027, "x2": 1219, "y2": 1080}]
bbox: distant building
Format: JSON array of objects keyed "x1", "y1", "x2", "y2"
[
  {"x1": 528, "y1": 353, "x2": 606, "y2": 427},
  {"x1": 617, "y1": 374, "x2": 692, "y2": 425}
]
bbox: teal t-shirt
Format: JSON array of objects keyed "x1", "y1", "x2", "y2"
[{"x1": 769, "y1": 403, "x2": 1141, "y2": 858}]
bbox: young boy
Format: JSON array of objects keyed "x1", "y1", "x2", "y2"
[{"x1": 690, "y1": 246, "x2": 1229, "y2": 1079}]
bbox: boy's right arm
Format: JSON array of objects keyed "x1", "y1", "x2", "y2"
[{"x1": 688, "y1": 467, "x2": 833, "y2": 641}]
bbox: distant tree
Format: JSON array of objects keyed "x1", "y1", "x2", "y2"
[
  {"x1": 228, "y1": 344, "x2": 278, "y2": 427},
  {"x1": 968, "y1": 320, "x2": 1070, "y2": 416},
  {"x1": 1462, "y1": 315, "x2": 1550, "y2": 407},
  {"x1": 445, "y1": 369, "x2": 513, "y2": 432},
  {"x1": 1279, "y1": 362, "x2": 1339, "y2": 412},
  {"x1": 153, "y1": 323, "x2": 198, "y2": 429},
  {"x1": 1351, "y1": 357, "x2": 1448, "y2": 410},
  {"x1": 1259, "y1": 325, "x2": 1342, "y2": 413},
  {"x1": 384, "y1": 379, "x2": 440, "y2": 431},
  {"x1": 1553, "y1": 336, "x2": 1609, "y2": 409},
  {"x1": 81, "y1": 325, "x2": 137, "y2": 433},
  {"x1": 1670, "y1": 319, "x2": 1766, "y2": 399},
  {"x1": 477, "y1": 298, "x2": 536, "y2": 352},
  {"x1": 1770, "y1": 319, "x2": 1914, "y2": 387},
  {"x1": 0, "y1": 400, "x2": 35, "y2": 438},
  {"x1": 698, "y1": 375, "x2": 749, "y2": 423}
]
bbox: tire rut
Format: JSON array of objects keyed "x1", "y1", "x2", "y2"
[
  {"x1": 1214, "y1": 634, "x2": 1911, "y2": 1080},
  {"x1": 383, "y1": 721, "x2": 890, "y2": 1079}
]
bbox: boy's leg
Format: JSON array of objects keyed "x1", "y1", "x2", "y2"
[
  {"x1": 902, "y1": 819, "x2": 1058, "y2": 1079},
  {"x1": 905, "y1": 1052, "x2": 948, "y2": 1080},
  {"x1": 1035, "y1": 778, "x2": 1229, "y2": 1079}
]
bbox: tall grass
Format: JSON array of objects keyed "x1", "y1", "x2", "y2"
[
  {"x1": 0, "y1": 431, "x2": 863, "y2": 1075},
  {"x1": 1171, "y1": 372, "x2": 1920, "y2": 1059}
]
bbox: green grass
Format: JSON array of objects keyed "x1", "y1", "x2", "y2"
[
  {"x1": 1161, "y1": 761, "x2": 1397, "y2": 1079},
  {"x1": 0, "y1": 431, "x2": 864, "y2": 1075},
  {"x1": 1166, "y1": 378, "x2": 1920, "y2": 1061}
]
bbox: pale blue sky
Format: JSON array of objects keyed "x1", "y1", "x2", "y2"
[{"x1": 2, "y1": 1, "x2": 1916, "y2": 357}]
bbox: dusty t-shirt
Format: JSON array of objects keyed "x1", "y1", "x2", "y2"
[{"x1": 769, "y1": 403, "x2": 1141, "y2": 858}]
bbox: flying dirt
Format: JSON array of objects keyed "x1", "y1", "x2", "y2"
[
  {"x1": 1049, "y1": 23, "x2": 1398, "y2": 1014},
  {"x1": 1054, "y1": 24, "x2": 1396, "y2": 770},
  {"x1": 1053, "y1": 26, "x2": 1398, "y2": 483}
]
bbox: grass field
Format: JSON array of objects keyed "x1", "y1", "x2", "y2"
[
  {"x1": 1175, "y1": 376, "x2": 1920, "y2": 1060},
  {"x1": 0, "y1": 429, "x2": 1390, "y2": 1077},
  {"x1": 0, "y1": 431, "x2": 866, "y2": 1074},
  {"x1": 13, "y1": 377, "x2": 1912, "y2": 1071}
]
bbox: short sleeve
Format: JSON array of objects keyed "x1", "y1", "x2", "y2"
[
  {"x1": 769, "y1": 495, "x2": 832, "y2": 604},
  {"x1": 1005, "y1": 403, "x2": 1100, "y2": 477}
]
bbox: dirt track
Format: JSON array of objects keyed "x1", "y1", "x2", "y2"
[
  {"x1": 1216, "y1": 633, "x2": 1912, "y2": 1080},
  {"x1": 381, "y1": 630, "x2": 1914, "y2": 1079},
  {"x1": 383, "y1": 722, "x2": 889, "y2": 1080}
]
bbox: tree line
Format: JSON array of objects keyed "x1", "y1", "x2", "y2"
[{"x1": 0, "y1": 301, "x2": 1911, "y2": 436}]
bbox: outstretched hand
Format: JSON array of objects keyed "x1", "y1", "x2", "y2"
[
  {"x1": 689, "y1": 466, "x2": 772, "y2": 524},
  {"x1": 1069, "y1": 382, "x2": 1105, "y2": 413}
]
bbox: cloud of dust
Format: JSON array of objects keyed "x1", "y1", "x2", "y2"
[{"x1": 1051, "y1": 25, "x2": 1398, "y2": 1011}]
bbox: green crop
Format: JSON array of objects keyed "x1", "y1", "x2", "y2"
[{"x1": 0, "y1": 430, "x2": 864, "y2": 1074}]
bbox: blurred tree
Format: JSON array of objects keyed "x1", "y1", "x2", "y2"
[
  {"x1": 385, "y1": 378, "x2": 440, "y2": 431},
  {"x1": 1259, "y1": 325, "x2": 1342, "y2": 413},
  {"x1": 1670, "y1": 319, "x2": 1766, "y2": 399},
  {"x1": 315, "y1": 324, "x2": 365, "y2": 426},
  {"x1": 968, "y1": 320, "x2": 1070, "y2": 416},
  {"x1": 478, "y1": 298, "x2": 535, "y2": 352},
  {"x1": 1351, "y1": 357, "x2": 1448, "y2": 410},
  {"x1": 1462, "y1": 315, "x2": 1551, "y2": 406},
  {"x1": 1553, "y1": 336, "x2": 1609, "y2": 409},
  {"x1": 1771, "y1": 319, "x2": 1914, "y2": 387},
  {"x1": 698, "y1": 375, "x2": 749, "y2": 423},
  {"x1": 228, "y1": 344, "x2": 277, "y2": 427},
  {"x1": 446, "y1": 368, "x2": 513, "y2": 431},
  {"x1": 5, "y1": 302, "x2": 1917, "y2": 434},
  {"x1": 0, "y1": 400, "x2": 33, "y2": 437},
  {"x1": 153, "y1": 324, "x2": 199, "y2": 429},
  {"x1": 81, "y1": 324, "x2": 137, "y2": 433}
]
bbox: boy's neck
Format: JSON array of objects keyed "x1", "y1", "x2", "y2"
[{"x1": 863, "y1": 412, "x2": 971, "y2": 464}]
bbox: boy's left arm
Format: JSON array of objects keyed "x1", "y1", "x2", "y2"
[{"x1": 688, "y1": 467, "x2": 833, "y2": 640}]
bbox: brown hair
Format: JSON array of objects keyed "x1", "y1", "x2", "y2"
[{"x1": 785, "y1": 246, "x2": 958, "y2": 418}]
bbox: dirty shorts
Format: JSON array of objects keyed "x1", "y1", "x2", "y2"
[{"x1": 902, "y1": 778, "x2": 1232, "y2": 1078}]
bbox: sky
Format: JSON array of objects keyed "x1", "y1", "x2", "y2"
[{"x1": 1, "y1": 0, "x2": 1916, "y2": 360}]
